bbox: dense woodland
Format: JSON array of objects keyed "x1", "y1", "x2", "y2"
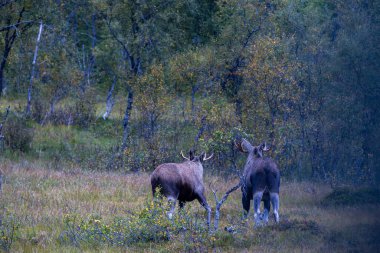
[{"x1": 0, "y1": 0, "x2": 379, "y2": 185}]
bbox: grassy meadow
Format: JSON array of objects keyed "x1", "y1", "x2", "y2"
[{"x1": 1, "y1": 160, "x2": 379, "y2": 252}]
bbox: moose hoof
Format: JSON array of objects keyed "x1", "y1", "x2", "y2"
[
  {"x1": 254, "y1": 216, "x2": 264, "y2": 227},
  {"x1": 273, "y1": 212, "x2": 280, "y2": 223},
  {"x1": 261, "y1": 209, "x2": 269, "y2": 223},
  {"x1": 254, "y1": 219, "x2": 264, "y2": 227}
]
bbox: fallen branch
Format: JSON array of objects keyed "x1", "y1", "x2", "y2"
[{"x1": 210, "y1": 178, "x2": 242, "y2": 231}]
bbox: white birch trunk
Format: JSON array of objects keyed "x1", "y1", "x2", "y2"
[
  {"x1": 102, "y1": 77, "x2": 116, "y2": 120},
  {"x1": 26, "y1": 21, "x2": 43, "y2": 115},
  {"x1": 120, "y1": 91, "x2": 133, "y2": 152}
]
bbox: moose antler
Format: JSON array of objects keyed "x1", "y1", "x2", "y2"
[
  {"x1": 260, "y1": 142, "x2": 270, "y2": 151},
  {"x1": 180, "y1": 150, "x2": 190, "y2": 160},
  {"x1": 203, "y1": 152, "x2": 214, "y2": 161}
]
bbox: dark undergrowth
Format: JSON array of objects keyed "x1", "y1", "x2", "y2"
[{"x1": 322, "y1": 187, "x2": 380, "y2": 206}]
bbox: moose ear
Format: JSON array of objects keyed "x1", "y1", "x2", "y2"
[
  {"x1": 189, "y1": 150, "x2": 195, "y2": 161},
  {"x1": 199, "y1": 152, "x2": 206, "y2": 162},
  {"x1": 241, "y1": 138, "x2": 254, "y2": 153},
  {"x1": 235, "y1": 138, "x2": 253, "y2": 153}
]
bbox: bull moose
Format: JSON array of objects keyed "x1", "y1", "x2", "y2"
[
  {"x1": 236, "y1": 138, "x2": 280, "y2": 224},
  {"x1": 150, "y1": 150, "x2": 213, "y2": 226}
]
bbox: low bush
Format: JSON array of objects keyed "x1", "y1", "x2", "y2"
[
  {"x1": 72, "y1": 91, "x2": 97, "y2": 128},
  {"x1": 59, "y1": 194, "x2": 212, "y2": 251},
  {"x1": 48, "y1": 107, "x2": 74, "y2": 126},
  {"x1": 0, "y1": 213, "x2": 20, "y2": 252},
  {"x1": 322, "y1": 187, "x2": 380, "y2": 206},
  {"x1": 3, "y1": 114, "x2": 34, "y2": 152}
]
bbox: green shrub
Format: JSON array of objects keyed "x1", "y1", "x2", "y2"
[
  {"x1": 72, "y1": 91, "x2": 97, "y2": 128},
  {"x1": 59, "y1": 195, "x2": 211, "y2": 251},
  {"x1": 0, "y1": 213, "x2": 20, "y2": 252},
  {"x1": 31, "y1": 96, "x2": 48, "y2": 123},
  {"x1": 3, "y1": 114, "x2": 34, "y2": 152},
  {"x1": 48, "y1": 107, "x2": 73, "y2": 126}
]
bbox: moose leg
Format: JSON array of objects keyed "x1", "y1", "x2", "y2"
[
  {"x1": 270, "y1": 192, "x2": 280, "y2": 223},
  {"x1": 167, "y1": 196, "x2": 176, "y2": 219},
  {"x1": 178, "y1": 201, "x2": 186, "y2": 209},
  {"x1": 242, "y1": 194, "x2": 250, "y2": 219},
  {"x1": 261, "y1": 192, "x2": 270, "y2": 223},
  {"x1": 253, "y1": 191, "x2": 264, "y2": 225},
  {"x1": 197, "y1": 194, "x2": 211, "y2": 227}
]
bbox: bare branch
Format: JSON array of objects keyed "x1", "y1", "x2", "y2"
[
  {"x1": 98, "y1": 12, "x2": 134, "y2": 71},
  {"x1": 0, "y1": 0, "x2": 14, "y2": 9},
  {"x1": 0, "y1": 20, "x2": 34, "y2": 32},
  {"x1": 216, "y1": 182, "x2": 242, "y2": 209},
  {"x1": 211, "y1": 178, "x2": 243, "y2": 231}
]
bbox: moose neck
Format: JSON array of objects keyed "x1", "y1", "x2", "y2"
[
  {"x1": 189, "y1": 161, "x2": 204, "y2": 179},
  {"x1": 244, "y1": 152, "x2": 262, "y2": 170},
  {"x1": 250, "y1": 151, "x2": 262, "y2": 159},
  {"x1": 248, "y1": 152, "x2": 260, "y2": 160}
]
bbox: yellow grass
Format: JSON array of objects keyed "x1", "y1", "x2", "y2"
[{"x1": 0, "y1": 161, "x2": 379, "y2": 252}]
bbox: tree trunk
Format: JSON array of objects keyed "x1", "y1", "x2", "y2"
[
  {"x1": 0, "y1": 105, "x2": 10, "y2": 137},
  {"x1": 235, "y1": 97, "x2": 243, "y2": 124},
  {"x1": 191, "y1": 83, "x2": 198, "y2": 114},
  {"x1": 194, "y1": 115, "x2": 206, "y2": 148},
  {"x1": 102, "y1": 76, "x2": 116, "y2": 120},
  {"x1": 0, "y1": 7, "x2": 26, "y2": 96},
  {"x1": 80, "y1": 44, "x2": 88, "y2": 93},
  {"x1": 91, "y1": 13, "x2": 97, "y2": 49},
  {"x1": 0, "y1": 62, "x2": 5, "y2": 96},
  {"x1": 26, "y1": 21, "x2": 43, "y2": 115},
  {"x1": 0, "y1": 31, "x2": 15, "y2": 96},
  {"x1": 182, "y1": 96, "x2": 186, "y2": 121},
  {"x1": 86, "y1": 13, "x2": 96, "y2": 88},
  {"x1": 0, "y1": 105, "x2": 10, "y2": 150},
  {"x1": 0, "y1": 28, "x2": 13, "y2": 95},
  {"x1": 41, "y1": 91, "x2": 62, "y2": 126},
  {"x1": 120, "y1": 91, "x2": 134, "y2": 152}
]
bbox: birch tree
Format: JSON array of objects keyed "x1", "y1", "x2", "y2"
[
  {"x1": 25, "y1": 21, "x2": 43, "y2": 115},
  {"x1": 0, "y1": 2, "x2": 32, "y2": 95}
]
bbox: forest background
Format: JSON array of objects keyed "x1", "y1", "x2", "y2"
[{"x1": 2, "y1": 0, "x2": 379, "y2": 185}]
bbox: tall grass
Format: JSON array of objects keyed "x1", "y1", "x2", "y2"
[{"x1": 0, "y1": 161, "x2": 379, "y2": 252}]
